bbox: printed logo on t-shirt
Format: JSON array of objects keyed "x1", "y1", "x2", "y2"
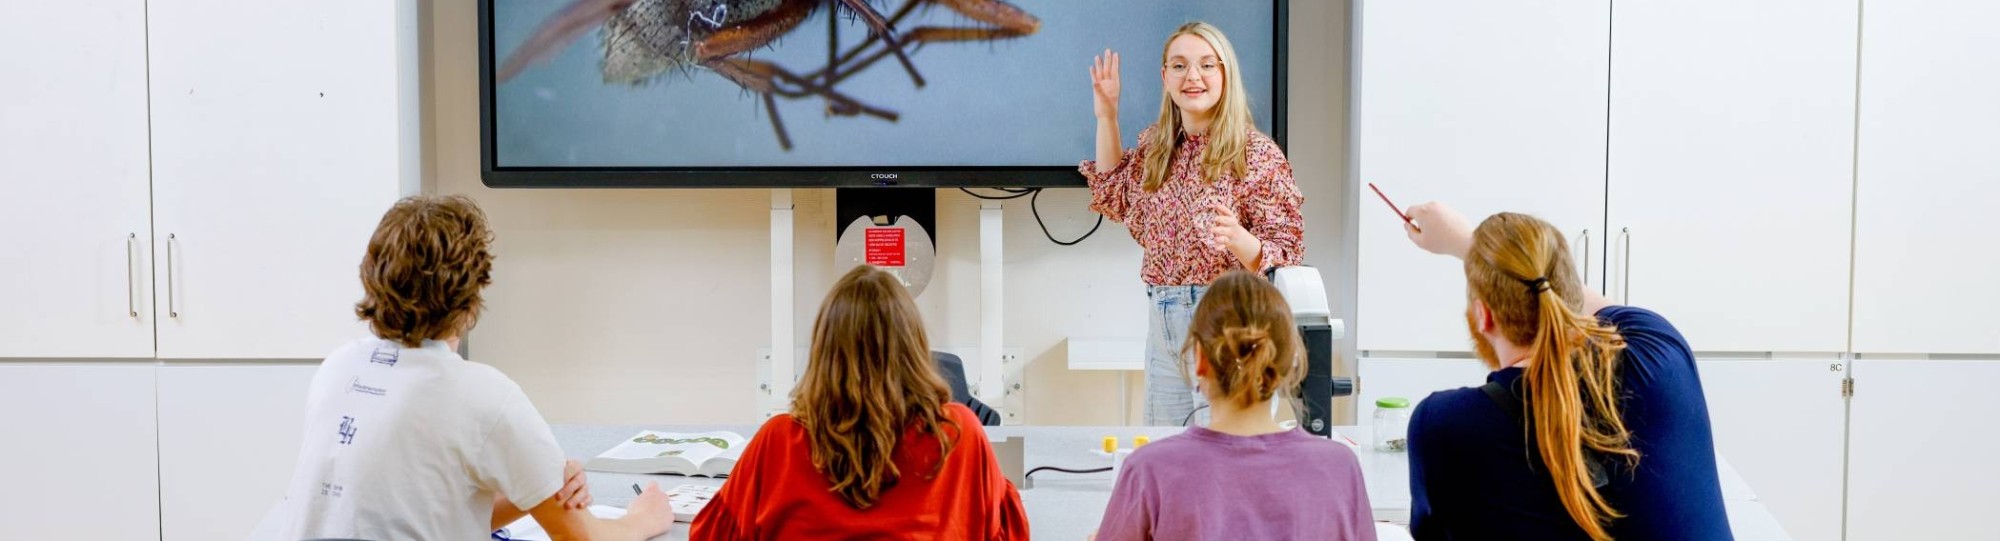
[
  {"x1": 348, "y1": 378, "x2": 388, "y2": 397},
  {"x1": 369, "y1": 346, "x2": 399, "y2": 366},
  {"x1": 338, "y1": 416, "x2": 358, "y2": 445},
  {"x1": 318, "y1": 482, "x2": 345, "y2": 498}
]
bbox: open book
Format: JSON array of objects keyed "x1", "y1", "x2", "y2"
[{"x1": 584, "y1": 431, "x2": 747, "y2": 477}]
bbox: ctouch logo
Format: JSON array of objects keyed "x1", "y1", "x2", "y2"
[{"x1": 870, "y1": 173, "x2": 899, "y2": 180}]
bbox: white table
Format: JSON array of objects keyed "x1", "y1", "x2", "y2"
[
  {"x1": 247, "y1": 424, "x2": 1787, "y2": 540},
  {"x1": 543, "y1": 424, "x2": 1789, "y2": 541}
]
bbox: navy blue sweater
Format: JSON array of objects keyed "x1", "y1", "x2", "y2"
[{"x1": 1407, "y1": 306, "x2": 1732, "y2": 540}]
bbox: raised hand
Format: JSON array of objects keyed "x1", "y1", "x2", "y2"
[
  {"x1": 1090, "y1": 49, "x2": 1122, "y2": 120},
  {"x1": 1404, "y1": 201, "x2": 1475, "y2": 259}
]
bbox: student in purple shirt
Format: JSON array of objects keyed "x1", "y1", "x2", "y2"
[{"x1": 1093, "y1": 270, "x2": 1376, "y2": 541}]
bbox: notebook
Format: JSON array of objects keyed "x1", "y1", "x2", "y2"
[
  {"x1": 664, "y1": 483, "x2": 720, "y2": 523},
  {"x1": 489, "y1": 484, "x2": 720, "y2": 539},
  {"x1": 493, "y1": 505, "x2": 627, "y2": 541}
]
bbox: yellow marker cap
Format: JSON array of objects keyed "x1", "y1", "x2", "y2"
[
  {"x1": 1134, "y1": 435, "x2": 1151, "y2": 448},
  {"x1": 1102, "y1": 436, "x2": 1117, "y2": 453}
]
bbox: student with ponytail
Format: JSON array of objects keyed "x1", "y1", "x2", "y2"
[
  {"x1": 1091, "y1": 270, "x2": 1374, "y2": 541},
  {"x1": 1400, "y1": 202, "x2": 1731, "y2": 541}
]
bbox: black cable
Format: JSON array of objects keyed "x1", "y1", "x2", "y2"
[
  {"x1": 1025, "y1": 465, "x2": 1113, "y2": 479},
  {"x1": 1030, "y1": 188, "x2": 1105, "y2": 246},
  {"x1": 955, "y1": 187, "x2": 1106, "y2": 246},
  {"x1": 1180, "y1": 404, "x2": 1210, "y2": 427}
]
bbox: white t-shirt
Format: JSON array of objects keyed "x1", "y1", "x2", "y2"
[{"x1": 279, "y1": 338, "x2": 566, "y2": 541}]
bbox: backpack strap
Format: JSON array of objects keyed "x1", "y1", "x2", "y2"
[
  {"x1": 1480, "y1": 381, "x2": 1525, "y2": 424},
  {"x1": 1480, "y1": 378, "x2": 1613, "y2": 488}
]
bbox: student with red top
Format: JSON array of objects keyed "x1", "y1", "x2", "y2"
[{"x1": 689, "y1": 265, "x2": 1028, "y2": 541}]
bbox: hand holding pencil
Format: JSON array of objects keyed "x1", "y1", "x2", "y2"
[{"x1": 1402, "y1": 201, "x2": 1474, "y2": 260}]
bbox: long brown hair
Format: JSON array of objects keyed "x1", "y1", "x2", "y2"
[
  {"x1": 1181, "y1": 270, "x2": 1303, "y2": 408},
  {"x1": 354, "y1": 195, "x2": 494, "y2": 347},
  {"x1": 791, "y1": 265, "x2": 959, "y2": 509},
  {"x1": 1141, "y1": 21, "x2": 1254, "y2": 192},
  {"x1": 1466, "y1": 213, "x2": 1638, "y2": 541}
]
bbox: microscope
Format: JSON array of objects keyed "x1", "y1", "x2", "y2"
[{"x1": 1269, "y1": 266, "x2": 1356, "y2": 437}]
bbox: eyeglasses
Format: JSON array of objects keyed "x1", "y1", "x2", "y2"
[{"x1": 1166, "y1": 60, "x2": 1221, "y2": 79}]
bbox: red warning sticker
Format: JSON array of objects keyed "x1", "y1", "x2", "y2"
[{"x1": 865, "y1": 228, "x2": 905, "y2": 267}]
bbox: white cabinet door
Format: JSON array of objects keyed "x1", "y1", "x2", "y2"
[
  {"x1": 1850, "y1": 0, "x2": 2000, "y2": 355},
  {"x1": 1847, "y1": 359, "x2": 2000, "y2": 540},
  {"x1": 147, "y1": 0, "x2": 417, "y2": 359},
  {"x1": 0, "y1": 365, "x2": 159, "y2": 540},
  {"x1": 1354, "y1": 0, "x2": 1610, "y2": 353},
  {"x1": 1607, "y1": 0, "x2": 1857, "y2": 353},
  {"x1": 158, "y1": 365, "x2": 319, "y2": 541},
  {"x1": 1697, "y1": 359, "x2": 1846, "y2": 541},
  {"x1": 1356, "y1": 357, "x2": 1491, "y2": 427},
  {"x1": 0, "y1": 0, "x2": 154, "y2": 358}
]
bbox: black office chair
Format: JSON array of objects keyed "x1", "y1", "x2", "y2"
[{"x1": 932, "y1": 351, "x2": 1003, "y2": 426}]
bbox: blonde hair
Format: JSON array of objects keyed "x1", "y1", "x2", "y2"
[
  {"x1": 791, "y1": 265, "x2": 959, "y2": 510},
  {"x1": 1141, "y1": 21, "x2": 1254, "y2": 192},
  {"x1": 1181, "y1": 270, "x2": 1303, "y2": 408},
  {"x1": 1466, "y1": 213, "x2": 1639, "y2": 541}
]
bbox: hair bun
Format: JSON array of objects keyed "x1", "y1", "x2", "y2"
[{"x1": 1222, "y1": 326, "x2": 1272, "y2": 361}]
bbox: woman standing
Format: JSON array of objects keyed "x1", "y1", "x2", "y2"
[{"x1": 1083, "y1": 22, "x2": 1304, "y2": 426}]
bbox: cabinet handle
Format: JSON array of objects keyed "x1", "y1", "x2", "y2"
[
  {"x1": 1619, "y1": 227, "x2": 1632, "y2": 304},
  {"x1": 125, "y1": 233, "x2": 137, "y2": 318},
  {"x1": 167, "y1": 234, "x2": 178, "y2": 318},
  {"x1": 1580, "y1": 229, "x2": 1591, "y2": 287}
]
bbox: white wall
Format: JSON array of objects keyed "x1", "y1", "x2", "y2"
[{"x1": 423, "y1": 0, "x2": 1353, "y2": 425}]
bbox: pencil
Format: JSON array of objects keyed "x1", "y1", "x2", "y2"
[{"x1": 1368, "y1": 183, "x2": 1420, "y2": 233}]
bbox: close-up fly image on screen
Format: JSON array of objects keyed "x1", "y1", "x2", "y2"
[{"x1": 482, "y1": 0, "x2": 1287, "y2": 187}]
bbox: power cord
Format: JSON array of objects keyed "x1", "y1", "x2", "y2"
[
  {"x1": 956, "y1": 188, "x2": 1106, "y2": 246},
  {"x1": 1180, "y1": 404, "x2": 1210, "y2": 427},
  {"x1": 1031, "y1": 188, "x2": 1104, "y2": 246},
  {"x1": 1021, "y1": 403, "x2": 1208, "y2": 482},
  {"x1": 1023, "y1": 465, "x2": 1113, "y2": 480}
]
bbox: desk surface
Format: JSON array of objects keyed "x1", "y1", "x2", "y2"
[{"x1": 549, "y1": 424, "x2": 1785, "y2": 541}]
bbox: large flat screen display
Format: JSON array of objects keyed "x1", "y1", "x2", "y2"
[{"x1": 481, "y1": 0, "x2": 1288, "y2": 187}]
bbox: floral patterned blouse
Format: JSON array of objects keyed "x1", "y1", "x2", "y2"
[{"x1": 1080, "y1": 126, "x2": 1305, "y2": 286}]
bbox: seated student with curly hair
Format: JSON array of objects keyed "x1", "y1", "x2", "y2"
[{"x1": 278, "y1": 195, "x2": 675, "y2": 541}]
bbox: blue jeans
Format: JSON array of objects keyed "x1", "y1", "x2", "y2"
[{"x1": 1145, "y1": 285, "x2": 1210, "y2": 426}]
